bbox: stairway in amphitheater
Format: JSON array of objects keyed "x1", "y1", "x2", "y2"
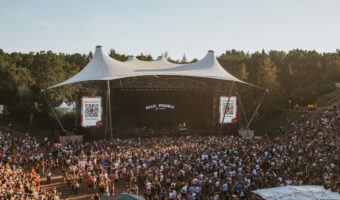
[
  {"x1": 40, "y1": 171, "x2": 92, "y2": 200},
  {"x1": 40, "y1": 170, "x2": 132, "y2": 200}
]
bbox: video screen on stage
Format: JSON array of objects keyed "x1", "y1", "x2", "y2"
[
  {"x1": 81, "y1": 97, "x2": 103, "y2": 127},
  {"x1": 219, "y1": 96, "x2": 237, "y2": 124}
]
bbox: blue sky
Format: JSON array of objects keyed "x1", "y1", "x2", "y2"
[{"x1": 0, "y1": 0, "x2": 339, "y2": 60}]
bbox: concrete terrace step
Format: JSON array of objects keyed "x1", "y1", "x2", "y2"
[
  {"x1": 40, "y1": 172, "x2": 142, "y2": 199},
  {"x1": 282, "y1": 107, "x2": 332, "y2": 114},
  {"x1": 40, "y1": 173, "x2": 99, "y2": 200},
  {"x1": 40, "y1": 174, "x2": 71, "y2": 199},
  {"x1": 66, "y1": 194, "x2": 93, "y2": 200}
]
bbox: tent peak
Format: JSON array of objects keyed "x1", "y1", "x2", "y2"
[
  {"x1": 126, "y1": 56, "x2": 137, "y2": 61},
  {"x1": 208, "y1": 50, "x2": 214, "y2": 54},
  {"x1": 156, "y1": 55, "x2": 167, "y2": 61}
]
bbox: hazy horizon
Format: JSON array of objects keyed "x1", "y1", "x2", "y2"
[{"x1": 1, "y1": 0, "x2": 339, "y2": 60}]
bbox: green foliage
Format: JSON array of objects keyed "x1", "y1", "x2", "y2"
[
  {"x1": 0, "y1": 49, "x2": 88, "y2": 125},
  {"x1": 136, "y1": 53, "x2": 153, "y2": 61},
  {"x1": 109, "y1": 49, "x2": 128, "y2": 61},
  {"x1": 239, "y1": 63, "x2": 248, "y2": 81},
  {"x1": 218, "y1": 49, "x2": 340, "y2": 129},
  {"x1": 256, "y1": 54, "x2": 280, "y2": 90}
]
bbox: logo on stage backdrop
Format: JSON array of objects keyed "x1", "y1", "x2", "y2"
[
  {"x1": 145, "y1": 104, "x2": 175, "y2": 110},
  {"x1": 219, "y1": 96, "x2": 237, "y2": 124},
  {"x1": 81, "y1": 97, "x2": 103, "y2": 127}
]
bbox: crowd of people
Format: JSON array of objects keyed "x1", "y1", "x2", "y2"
[
  {"x1": 0, "y1": 131, "x2": 62, "y2": 199},
  {"x1": 0, "y1": 107, "x2": 339, "y2": 199}
]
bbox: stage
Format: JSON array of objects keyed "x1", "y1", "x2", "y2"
[
  {"x1": 74, "y1": 77, "x2": 239, "y2": 137},
  {"x1": 48, "y1": 46, "x2": 266, "y2": 138}
]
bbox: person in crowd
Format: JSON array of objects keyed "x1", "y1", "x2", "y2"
[{"x1": 47, "y1": 169, "x2": 52, "y2": 184}]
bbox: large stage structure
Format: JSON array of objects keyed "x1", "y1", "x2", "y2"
[{"x1": 47, "y1": 46, "x2": 267, "y2": 138}]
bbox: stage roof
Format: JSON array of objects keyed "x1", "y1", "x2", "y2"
[{"x1": 49, "y1": 46, "x2": 258, "y2": 89}]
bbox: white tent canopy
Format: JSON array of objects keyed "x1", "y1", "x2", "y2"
[
  {"x1": 252, "y1": 186, "x2": 340, "y2": 200},
  {"x1": 69, "y1": 102, "x2": 76, "y2": 109},
  {"x1": 55, "y1": 101, "x2": 74, "y2": 110},
  {"x1": 57, "y1": 102, "x2": 69, "y2": 109},
  {"x1": 132, "y1": 50, "x2": 247, "y2": 83},
  {"x1": 49, "y1": 46, "x2": 256, "y2": 89},
  {"x1": 50, "y1": 46, "x2": 135, "y2": 88}
]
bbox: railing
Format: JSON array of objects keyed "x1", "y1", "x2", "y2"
[
  {"x1": 0, "y1": 190, "x2": 46, "y2": 199},
  {"x1": 0, "y1": 124, "x2": 26, "y2": 138},
  {"x1": 327, "y1": 94, "x2": 340, "y2": 105}
]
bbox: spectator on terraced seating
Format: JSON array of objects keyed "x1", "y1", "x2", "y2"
[{"x1": 47, "y1": 169, "x2": 51, "y2": 184}]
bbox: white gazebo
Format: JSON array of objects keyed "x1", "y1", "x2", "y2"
[{"x1": 55, "y1": 101, "x2": 70, "y2": 110}]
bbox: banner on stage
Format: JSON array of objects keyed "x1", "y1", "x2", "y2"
[
  {"x1": 81, "y1": 97, "x2": 103, "y2": 127},
  {"x1": 219, "y1": 96, "x2": 237, "y2": 124},
  {"x1": 0, "y1": 105, "x2": 4, "y2": 114}
]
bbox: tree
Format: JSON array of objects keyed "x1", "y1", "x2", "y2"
[
  {"x1": 238, "y1": 63, "x2": 248, "y2": 81},
  {"x1": 181, "y1": 54, "x2": 187, "y2": 63},
  {"x1": 257, "y1": 55, "x2": 280, "y2": 90},
  {"x1": 137, "y1": 53, "x2": 153, "y2": 61},
  {"x1": 190, "y1": 58, "x2": 198, "y2": 63},
  {"x1": 109, "y1": 49, "x2": 127, "y2": 61}
]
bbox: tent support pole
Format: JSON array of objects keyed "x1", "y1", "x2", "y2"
[
  {"x1": 238, "y1": 94, "x2": 249, "y2": 126},
  {"x1": 106, "y1": 80, "x2": 113, "y2": 140},
  {"x1": 109, "y1": 81, "x2": 113, "y2": 140},
  {"x1": 218, "y1": 81, "x2": 235, "y2": 135},
  {"x1": 234, "y1": 84, "x2": 249, "y2": 126},
  {"x1": 246, "y1": 89, "x2": 269, "y2": 128},
  {"x1": 105, "y1": 87, "x2": 108, "y2": 139}
]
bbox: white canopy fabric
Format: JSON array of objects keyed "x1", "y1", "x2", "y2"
[
  {"x1": 50, "y1": 46, "x2": 135, "y2": 88},
  {"x1": 55, "y1": 101, "x2": 74, "y2": 111},
  {"x1": 126, "y1": 55, "x2": 180, "y2": 69},
  {"x1": 69, "y1": 102, "x2": 76, "y2": 109},
  {"x1": 132, "y1": 50, "x2": 248, "y2": 84},
  {"x1": 57, "y1": 102, "x2": 69, "y2": 109},
  {"x1": 49, "y1": 46, "x2": 257, "y2": 89},
  {"x1": 55, "y1": 101, "x2": 76, "y2": 110},
  {"x1": 252, "y1": 186, "x2": 340, "y2": 200}
]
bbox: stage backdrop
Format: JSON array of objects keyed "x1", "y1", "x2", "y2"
[{"x1": 112, "y1": 90, "x2": 211, "y2": 130}]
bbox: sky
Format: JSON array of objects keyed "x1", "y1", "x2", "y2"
[{"x1": 0, "y1": 0, "x2": 339, "y2": 60}]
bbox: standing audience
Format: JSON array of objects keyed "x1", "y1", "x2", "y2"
[{"x1": 0, "y1": 108, "x2": 339, "y2": 199}]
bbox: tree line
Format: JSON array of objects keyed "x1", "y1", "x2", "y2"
[{"x1": 0, "y1": 48, "x2": 339, "y2": 131}]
